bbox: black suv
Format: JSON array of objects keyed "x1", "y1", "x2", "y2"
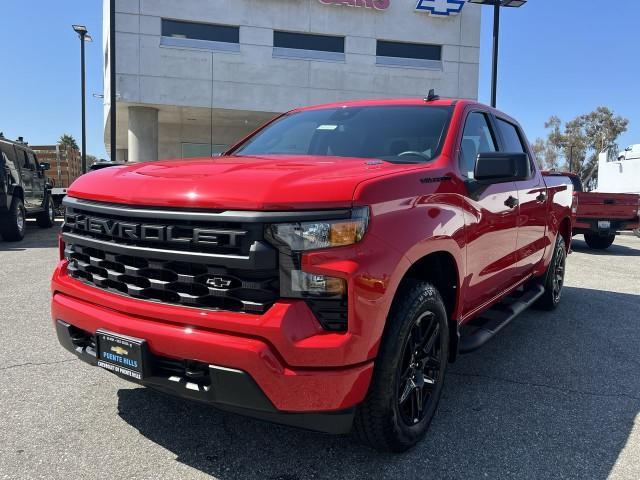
[{"x1": 0, "y1": 135, "x2": 55, "y2": 241}]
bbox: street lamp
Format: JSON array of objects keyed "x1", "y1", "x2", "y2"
[
  {"x1": 468, "y1": 0, "x2": 527, "y2": 108},
  {"x1": 72, "y1": 24, "x2": 93, "y2": 174}
]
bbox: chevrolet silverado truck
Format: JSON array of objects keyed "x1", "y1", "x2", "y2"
[
  {"x1": 52, "y1": 98, "x2": 573, "y2": 452},
  {"x1": 550, "y1": 172, "x2": 639, "y2": 249}
]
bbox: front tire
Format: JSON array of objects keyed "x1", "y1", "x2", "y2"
[
  {"x1": 36, "y1": 195, "x2": 55, "y2": 228},
  {"x1": 584, "y1": 232, "x2": 615, "y2": 250},
  {"x1": 535, "y1": 234, "x2": 566, "y2": 311},
  {"x1": 0, "y1": 198, "x2": 26, "y2": 242},
  {"x1": 354, "y1": 281, "x2": 449, "y2": 452}
]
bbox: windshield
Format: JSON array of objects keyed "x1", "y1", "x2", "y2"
[{"x1": 232, "y1": 105, "x2": 453, "y2": 163}]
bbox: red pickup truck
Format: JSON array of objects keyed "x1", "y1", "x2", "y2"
[
  {"x1": 549, "y1": 172, "x2": 639, "y2": 249},
  {"x1": 52, "y1": 98, "x2": 573, "y2": 452}
]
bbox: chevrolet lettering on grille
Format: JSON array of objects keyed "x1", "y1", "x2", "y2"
[{"x1": 64, "y1": 212, "x2": 246, "y2": 248}]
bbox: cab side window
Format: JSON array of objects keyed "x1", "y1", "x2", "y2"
[
  {"x1": 496, "y1": 118, "x2": 534, "y2": 177},
  {"x1": 17, "y1": 149, "x2": 31, "y2": 170},
  {"x1": 496, "y1": 118, "x2": 525, "y2": 153},
  {"x1": 460, "y1": 112, "x2": 497, "y2": 179},
  {"x1": 27, "y1": 151, "x2": 38, "y2": 169}
]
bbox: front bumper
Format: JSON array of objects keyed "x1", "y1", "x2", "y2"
[
  {"x1": 51, "y1": 222, "x2": 408, "y2": 432},
  {"x1": 54, "y1": 319, "x2": 356, "y2": 433}
]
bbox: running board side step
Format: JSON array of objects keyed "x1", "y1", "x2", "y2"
[{"x1": 459, "y1": 284, "x2": 545, "y2": 354}]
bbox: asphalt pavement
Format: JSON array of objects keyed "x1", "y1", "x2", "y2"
[{"x1": 1, "y1": 221, "x2": 639, "y2": 480}]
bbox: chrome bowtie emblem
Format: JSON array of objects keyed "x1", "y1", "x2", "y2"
[{"x1": 207, "y1": 277, "x2": 234, "y2": 289}]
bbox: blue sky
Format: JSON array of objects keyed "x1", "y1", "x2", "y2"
[
  {"x1": 0, "y1": 1, "x2": 104, "y2": 156},
  {"x1": 478, "y1": 0, "x2": 640, "y2": 149},
  {"x1": 0, "y1": 0, "x2": 638, "y2": 158}
]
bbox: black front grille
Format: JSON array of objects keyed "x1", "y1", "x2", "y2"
[
  {"x1": 62, "y1": 198, "x2": 279, "y2": 314},
  {"x1": 65, "y1": 243, "x2": 278, "y2": 313}
]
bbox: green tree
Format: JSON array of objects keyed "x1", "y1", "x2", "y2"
[
  {"x1": 86, "y1": 154, "x2": 98, "y2": 167},
  {"x1": 58, "y1": 134, "x2": 79, "y2": 151},
  {"x1": 537, "y1": 107, "x2": 628, "y2": 189}
]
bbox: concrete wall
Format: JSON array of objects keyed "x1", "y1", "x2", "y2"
[{"x1": 105, "y1": 0, "x2": 482, "y2": 159}]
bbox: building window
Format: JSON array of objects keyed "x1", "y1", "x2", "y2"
[
  {"x1": 376, "y1": 40, "x2": 442, "y2": 69},
  {"x1": 160, "y1": 19, "x2": 240, "y2": 52},
  {"x1": 273, "y1": 31, "x2": 345, "y2": 62}
]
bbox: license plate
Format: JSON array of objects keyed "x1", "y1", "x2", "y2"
[
  {"x1": 598, "y1": 221, "x2": 611, "y2": 229},
  {"x1": 97, "y1": 330, "x2": 146, "y2": 380}
]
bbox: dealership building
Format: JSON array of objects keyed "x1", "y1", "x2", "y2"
[{"x1": 104, "y1": 0, "x2": 481, "y2": 162}]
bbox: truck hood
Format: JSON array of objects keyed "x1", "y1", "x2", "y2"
[{"x1": 67, "y1": 155, "x2": 414, "y2": 210}]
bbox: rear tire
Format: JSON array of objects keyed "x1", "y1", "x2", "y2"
[
  {"x1": 0, "y1": 198, "x2": 26, "y2": 242},
  {"x1": 354, "y1": 281, "x2": 449, "y2": 452},
  {"x1": 36, "y1": 195, "x2": 55, "y2": 228},
  {"x1": 535, "y1": 234, "x2": 566, "y2": 311},
  {"x1": 584, "y1": 232, "x2": 615, "y2": 250}
]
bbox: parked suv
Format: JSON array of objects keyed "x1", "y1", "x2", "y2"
[
  {"x1": 52, "y1": 98, "x2": 573, "y2": 451},
  {"x1": 0, "y1": 135, "x2": 55, "y2": 241}
]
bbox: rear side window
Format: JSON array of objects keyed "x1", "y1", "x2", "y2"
[
  {"x1": 460, "y1": 112, "x2": 497, "y2": 178},
  {"x1": 496, "y1": 118, "x2": 526, "y2": 153}
]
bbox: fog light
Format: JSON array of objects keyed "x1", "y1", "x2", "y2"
[{"x1": 291, "y1": 270, "x2": 346, "y2": 298}]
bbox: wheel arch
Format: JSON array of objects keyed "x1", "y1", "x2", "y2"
[
  {"x1": 394, "y1": 250, "x2": 461, "y2": 363},
  {"x1": 558, "y1": 216, "x2": 572, "y2": 251}
]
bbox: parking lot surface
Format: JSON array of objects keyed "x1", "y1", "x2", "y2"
[{"x1": 1, "y1": 222, "x2": 639, "y2": 480}]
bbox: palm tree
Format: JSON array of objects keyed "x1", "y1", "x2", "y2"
[{"x1": 58, "y1": 134, "x2": 79, "y2": 151}]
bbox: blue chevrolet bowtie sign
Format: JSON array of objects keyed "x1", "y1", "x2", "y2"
[{"x1": 416, "y1": 0, "x2": 466, "y2": 16}]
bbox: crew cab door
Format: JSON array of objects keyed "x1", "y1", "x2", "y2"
[
  {"x1": 459, "y1": 111, "x2": 520, "y2": 314},
  {"x1": 28, "y1": 150, "x2": 46, "y2": 205},
  {"x1": 494, "y1": 117, "x2": 547, "y2": 273},
  {"x1": 15, "y1": 147, "x2": 36, "y2": 208}
]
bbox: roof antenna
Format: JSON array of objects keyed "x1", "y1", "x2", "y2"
[{"x1": 425, "y1": 89, "x2": 440, "y2": 102}]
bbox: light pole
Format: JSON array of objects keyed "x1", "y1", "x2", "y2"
[
  {"x1": 72, "y1": 25, "x2": 92, "y2": 174},
  {"x1": 468, "y1": 0, "x2": 527, "y2": 108},
  {"x1": 110, "y1": 0, "x2": 117, "y2": 162}
]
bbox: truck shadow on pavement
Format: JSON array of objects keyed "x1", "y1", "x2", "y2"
[
  {"x1": 571, "y1": 237, "x2": 640, "y2": 257},
  {"x1": 0, "y1": 220, "x2": 61, "y2": 251},
  {"x1": 117, "y1": 286, "x2": 640, "y2": 480}
]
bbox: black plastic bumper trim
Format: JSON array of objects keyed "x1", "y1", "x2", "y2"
[{"x1": 55, "y1": 320, "x2": 355, "y2": 434}]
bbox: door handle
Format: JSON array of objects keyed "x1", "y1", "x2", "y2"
[
  {"x1": 536, "y1": 192, "x2": 547, "y2": 203},
  {"x1": 504, "y1": 196, "x2": 519, "y2": 209}
]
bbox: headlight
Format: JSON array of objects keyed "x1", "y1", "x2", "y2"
[{"x1": 269, "y1": 207, "x2": 369, "y2": 251}]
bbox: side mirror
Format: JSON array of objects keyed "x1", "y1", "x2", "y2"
[
  {"x1": 474, "y1": 152, "x2": 529, "y2": 182},
  {"x1": 39, "y1": 162, "x2": 51, "y2": 171}
]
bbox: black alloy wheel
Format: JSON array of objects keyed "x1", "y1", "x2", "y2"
[
  {"x1": 397, "y1": 311, "x2": 443, "y2": 426},
  {"x1": 535, "y1": 234, "x2": 566, "y2": 311},
  {"x1": 354, "y1": 281, "x2": 449, "y2": 452},
  {"x1": 551, "y1": 242, "x2": 566, "y2": 304}
]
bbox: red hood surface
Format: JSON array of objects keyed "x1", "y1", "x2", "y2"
[{"x1": 68, "y1": 155, "x2": 415, "y2": 210}]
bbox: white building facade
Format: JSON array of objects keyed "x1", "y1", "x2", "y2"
[{"x1": 104, "y1": 0, "x2": 482, "y2": 162}]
